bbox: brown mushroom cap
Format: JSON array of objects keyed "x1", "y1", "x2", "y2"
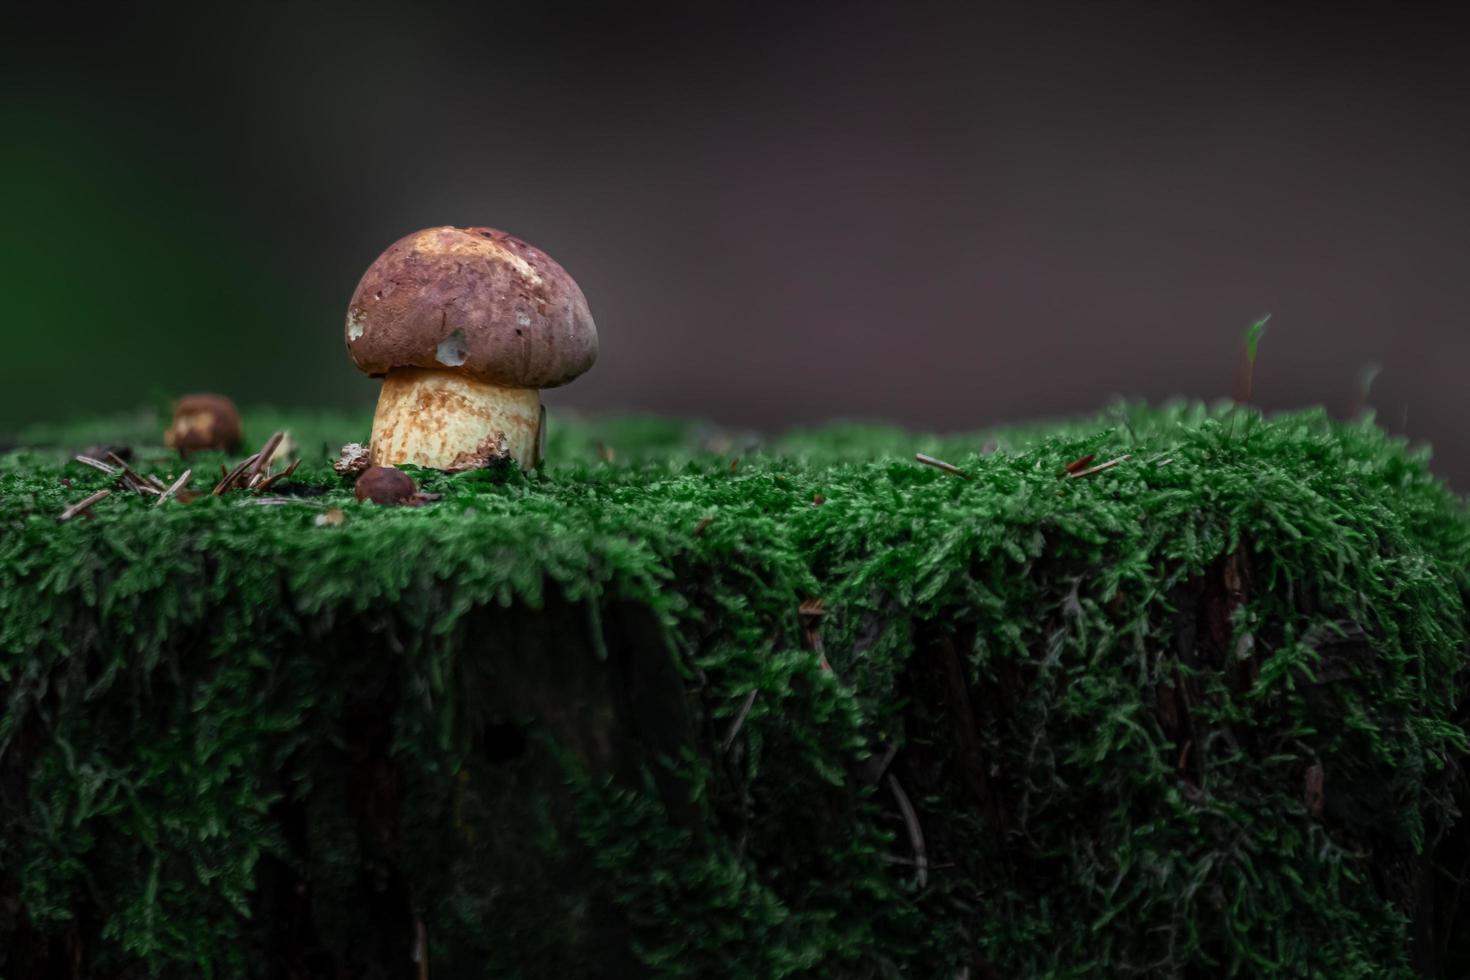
[
  {"x1": 345, "y1": 226, "x2": 597, "y2": 389},
  {"x1": 354, "y1": 465, "x2": 418, "y2": 506},
  {"x1": 165, "y1": 394, "x2": 243, "y2": 455}
]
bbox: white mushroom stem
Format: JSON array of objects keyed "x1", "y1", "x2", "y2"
[{"x1": 369, "y1": 368, "x2": 542, "y2": 471}]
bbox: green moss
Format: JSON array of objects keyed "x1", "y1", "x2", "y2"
[{"x1": 1, "y1": 403, "x2": 1467, "y2": 977}]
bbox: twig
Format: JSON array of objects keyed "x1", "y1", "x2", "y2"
[
  {"x1": 914, "y1": 453, "x2": 970, "y2": 479},
  {"x1": 73, "y1": 455, "x2": 119, "y2": 476},
  {"x1": 886, "y1": 774, "x2": 928, "y2": 888},
  {"x1": 862, "y1": 742, "x2": 899, "y2": 786},
  {"x1": 107, "y1": 452, "x2": 163, "y2": 494},
  {"x1": 1060, "y1": 453, "x2": 1096, "y2": 477},
  {"x1": 246, "y1": 432, "x2": 284, "y2": 483},
  {"x1": 693, "y1": 515, "x2": 714, "y2": 536},
  {"x1": 213, "y1": 452, "x2": 262, "y2": 496},
  {"x1": 880, "y1": 854, "x2": 957, "y2": 871},
  {"x1": 413, "y1": 917, "x2": 428, "y2": 980},
  {"x1": 1067, "y1": 454, "x2": 1131, "y2": 479},
  {"x1": 254, "y1": 458, "x2": 300, "y2": 494},
  {"x1": 107, "y1": 451, "x2": 166, "y2": 489},
  {"x1": 59, "y1": 489, "x2": 111, "y2": 522},
  {"x1": 722, "y1": 689, "x2": 759, "y2": 750},
  {"x1": 154, "y1": 470, "x2": 192, "y2": 507}
]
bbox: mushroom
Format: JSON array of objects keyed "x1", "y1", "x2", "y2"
[
  {"x1": 165, "y1": 394, "x2": 243, "y2": 455},
  {"x1": 354, "y1": 466, "x2": 418, "y2": 506},
  {"x1": 345, "y1": 226, "x2": 597, "y2": 471}
]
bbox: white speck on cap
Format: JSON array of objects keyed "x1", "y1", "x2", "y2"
[{"x1": 436, "y1": 329, "x2": 469, "y2": 367}]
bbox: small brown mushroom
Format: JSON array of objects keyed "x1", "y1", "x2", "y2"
[
  {"x1": 354, "y1": 465, "x2": 418, "y2": 506},
  {"x1": 344, "y1": 226, "x2": 597, "y2": 471},
  {"x1": 165, "y1": 394, "x2": 243, "y2": 455}
]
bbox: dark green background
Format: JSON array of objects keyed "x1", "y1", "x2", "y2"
[{"x1": 4, "y1": 2, "x2": 1467, "y2": 482}]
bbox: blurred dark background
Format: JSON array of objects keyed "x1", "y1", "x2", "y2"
[{"x1": 4, "y1": 2, "x2": 1467, "y2": 480}]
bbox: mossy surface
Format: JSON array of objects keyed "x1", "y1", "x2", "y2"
[{"x1": 1, "y1": 404, "x2": 1468, "y2": 978}]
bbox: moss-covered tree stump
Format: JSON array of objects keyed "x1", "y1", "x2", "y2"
[{"x1": 2, "y1": 405, "x2": 1467, "y2": 978}]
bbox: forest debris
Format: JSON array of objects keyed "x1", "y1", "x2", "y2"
[
  {"x1": 693, "y1": 515, "x2": 714, "y2": 536},
  {"x1": 1060, "y1": 453, "x2": 1096, "y2": 476},
  {"x1": 210, "y1": 432, "x2": 294, "y2": 496},
  {"x1": 886, "y1": 774, "x2": 928, "y2": 888},
  {"x1": 315, "y1": 507, "x2": 347, "y2": 527},
  {"x1": 59, "y1": 489, "x2": 111, "y2": 522},
  {"x1": 1066, "y1": 455, "x2": 1131, "y2": 479},
  {"x1": 73, "y1": 455, "x2": 119, "y2": 477},
  {"x1": 722, "y1": 689, "x2": 759, "y2": 750},
  {"x1": 74, "y1": 452, "x2": 164, "y2": 498},
  {"x1": 255, "y1": 458, "x2": 301, "y2": 494},
  {"x1": 213, "y1": 453, "x2": 262, "y2": 495},
  {"x1": 335, "y1": 442, "x2": 372, "y2": 477},
  {"x1": 267, "y1": 432, "x2": 297, "y2": 466},
  {"x1": 154, "y1": 470, "x2": 193, "y2": 507},
  {"x1": 107, "y1": 452, "x2": 166, "y2": 494},
  {"x1": 914, "y1": 453, "x2": 970, "y2": 479},
  {"x1": 245, "y1": 432, "x2": 284, "y2": 484}
]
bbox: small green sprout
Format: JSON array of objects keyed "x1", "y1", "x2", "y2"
[
  {"x1": 1234, "y1": 313, "x2": 1271, "y2": 407},
  {"x1": 1245, "y1": 313, "x2": 1271, "y2": 366}
]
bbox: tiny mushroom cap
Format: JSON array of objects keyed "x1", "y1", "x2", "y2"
[
  {"x1": 354, "y1": 465, "x2": 418, "y2": 506},
  {"x1": 345, "y1": 226, "x2": 597, "y2": 471},
  {"x1": 165, "y1": 394, "x2": 243, "y2": 455}
]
